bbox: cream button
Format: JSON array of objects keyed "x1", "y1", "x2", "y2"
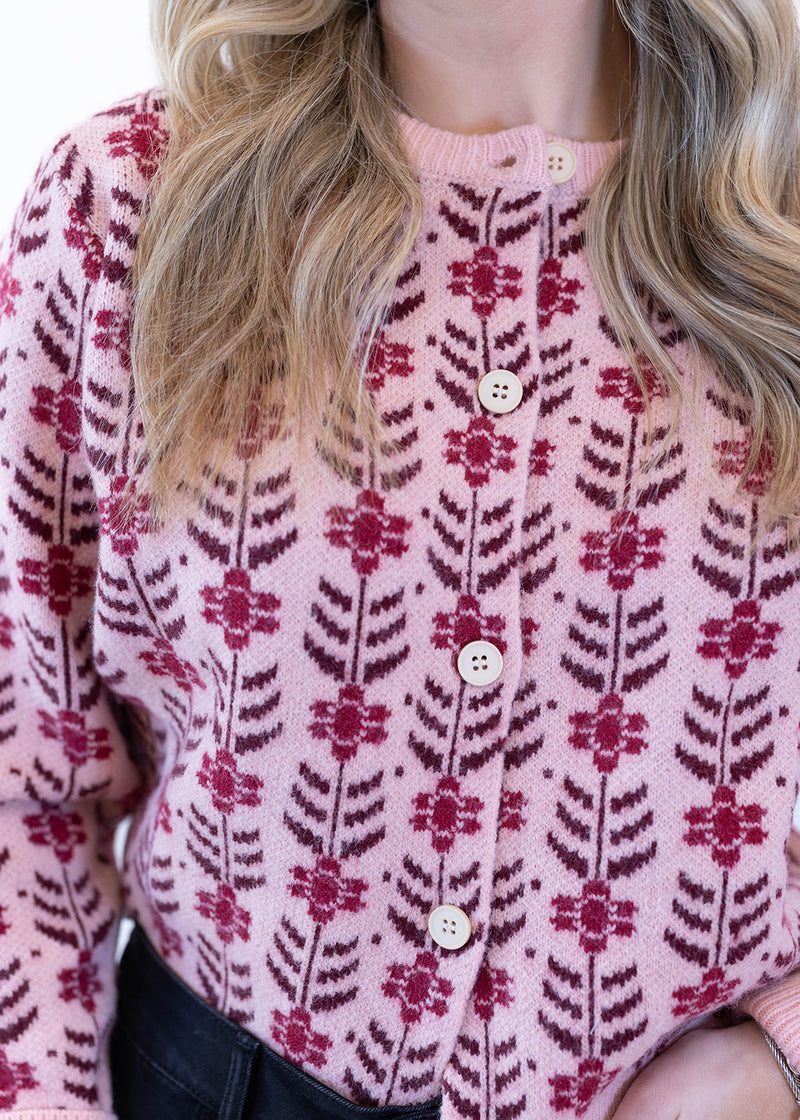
[
  {"x1": 477, "y1": 369, "x2": 524, "y2": 415},
  {"x1": 457, "y1": 640, "x2": 503, "y2": 686},
  {"x1": 546, "y1": 141, "x2": 577, "y2": 184},
  {"x1": 428, "y1": 905, "x2": 472, "y2": 950}
]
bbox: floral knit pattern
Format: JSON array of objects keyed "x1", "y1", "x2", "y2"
[{"x1": 0, "y1": 90, "x2": 799, "y2": 1119}]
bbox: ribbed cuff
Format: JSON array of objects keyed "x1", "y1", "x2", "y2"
[
  {"x1": 0, "y1": 1112, "x2": 115, "y2": 1119},
  {"x1": 739, "y1": 970, "x2": 800, "y2": 1070}
]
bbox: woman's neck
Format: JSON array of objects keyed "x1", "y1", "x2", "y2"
[{"x1": 377, "y1": 0, "x2": 633, "y2": 142}]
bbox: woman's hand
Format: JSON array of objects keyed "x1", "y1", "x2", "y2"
[{"x1": 612, "y1": 1021, "x2": 799, "y2": 1120}]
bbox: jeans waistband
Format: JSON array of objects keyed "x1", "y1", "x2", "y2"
[{"x1": 113, "y1": 924, "x2": 442, "y2": 1120}]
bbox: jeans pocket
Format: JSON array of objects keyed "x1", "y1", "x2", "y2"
[{"x1": 110, "y1": 1018, "x2": 217, "y2": 1120}]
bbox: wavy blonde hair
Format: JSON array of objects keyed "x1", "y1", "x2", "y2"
[{"x1": 133, "y1": 0, "x2": 800, "y2": 527}]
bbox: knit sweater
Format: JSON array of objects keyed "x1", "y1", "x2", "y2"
[{"x1": 0, "y1": 88, "x2": 799, "y2": 1120}]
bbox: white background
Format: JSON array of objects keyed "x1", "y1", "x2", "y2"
[
  {"x1": 2, "y1": 3, "x2": 799, "y2": 829},
  {"x1": 0, "y1": 0, "x2": 158, "y2": 229}
]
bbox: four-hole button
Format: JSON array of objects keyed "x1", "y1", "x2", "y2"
[
  {"x1": 428, "y1": 905, "x2": 472, "y2": 950},
  {"x1": 546, "y1": 141, "x2": 577, "y2": 184},
  {"x1": 457, "y1": 640, "x2": 504, "y2": 687},
  {"x1": 477, "y1": 368, "x2": 524, "y2": 415}
]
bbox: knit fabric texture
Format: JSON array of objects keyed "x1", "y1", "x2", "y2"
[{"x1": 0, "y1": 89, "x2": 799, "y2": 1120}]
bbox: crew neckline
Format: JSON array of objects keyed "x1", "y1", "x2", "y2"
[{"x1": 396, "y1": 109, "x2": 624, "y2": 193}]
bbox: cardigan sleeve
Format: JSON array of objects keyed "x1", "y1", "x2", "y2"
[
  {"x1": 0, "y1": 138, "x2": 145, "y2": 1117},
  {"x1": 736, "y1": 828, "x2": 800, "y2": 1068}
]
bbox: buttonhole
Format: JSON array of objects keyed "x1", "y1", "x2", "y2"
[{"x1": 495, "y1": 154, "x2": 517, "y2": 169}]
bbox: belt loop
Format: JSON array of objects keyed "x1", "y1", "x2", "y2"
[{"x1": 218, "y1": 1032, "x2": 259, "y2": 1120}]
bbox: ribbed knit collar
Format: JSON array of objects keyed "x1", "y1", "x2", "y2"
[{"x1": 397, "y1": 110, "x2": 624, "y2": 193}]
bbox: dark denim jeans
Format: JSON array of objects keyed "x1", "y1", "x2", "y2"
[{"x1": 111, "y1": 925, "x2": 442, "y2": 1120}]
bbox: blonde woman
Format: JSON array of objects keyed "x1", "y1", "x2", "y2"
[{"x1": 1, "y1": 0, "x2": 800, "y2": 1117}]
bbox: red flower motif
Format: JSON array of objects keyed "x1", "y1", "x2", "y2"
[
  {"x1": 58, "y1": 949, "x2": 102, "y2": 1013},
  {"x1": 411, "y1": 775, "x2": 484, "y2": 854},
  {"x1": 152, "y1": 908, "x2": 183, "y2": 960},
  {"x1": 0, "y1": 256, "x2": 22, "y2": 320},
  {"x1": 106, "y1": 111, "x2": 169, "y2": 182},
  {"x1": 235, "y1": 400, "x2": 284, "y2": 461},
  {"x1": 64, "y1": 204, "x2": 104, "y2": 282},
  {"x1": 498, "y1": 789, "x2": 528, "y2": 832},
  {"x1": 671, "y1": 967, "x2": 741, "y2": 1019},
  {"x1": 698, "y1": 599, "x2": 781, "y2": 680},
  {"x1": 448, "y1": 245, "x2": 522, "y2": 319},
  {"x1": 139, "y1": 637, "x2": 205, "y2": 693},
  {"x1": 0, "y1": 1048, "x2": 37, "y2": 1110},
  {"x1": 715, "y1": 437, "x2": 775, "y2": 497},
  {"x1": 551, "y1": 880, "x2": 636, "y2": 954},
  {"x1": 0, "y1": 614, "x2": 14, "y2": 650},
  {"x1": 272, "y1": 1007, "x2": 332, "y2": 1070},
  {"x1": 308, "y1": 683, "x2": 390, "y2": 763},
  {"x1": 366, "y1": 331, "x2": 414, "y2": 393},
  {"x1": 38, "y1": 710, "x2": 111, "y2": 767},
  {"x1": 18, "y1": 544, "x2": 92, "y2": 617},
  {"x1": 98, "y1": 475, "x2": 151, "y2": 558},
  {"x1": 597, "y1": 362, "x2": 664, "y2": 416},
  {"x1": 201, "y1": 568, "x2": 280, "y2": 651},
  {"x1": 195, "y1": 883, "x2": 251, "y2": 944},
  {"x1": 24, "y1": 809, "x2": 86, "y2": 864},
  {"x1": 382, "y1": 951, "x2": 455, "y2": 1024},
  {"x1": 472, "y1": 963, "x2": 513, "y2": 1023},
  {"x1": 444, "y1": 414, "x2": 517, "y2": 489},
  {"x1": 290, "y1": 855, "x2": 368, "y2": 924},
  {"x1": 684, "y1": 785, "x2": 767, "y2": 869},
  {"x1": 549, "y1": 1058, "x2": 618, "y2": 1117},
  {"x1": 580, "y1": 512, "x2": 665, "y2": 591},
  {"x1": 0, "y1": 905, "x2": 9, "y2": 937},
  {"x1": 520, "y1": 616, "x2": 539, "y2": 656},
  {"x1": 30, "y1": 377, "x2": 81, "y2": 453},
  {"x1": 569, "y1": 694, "x2": 648, "y2": 774},
  {"x1": 529, "y1": 437, "x2": 555, "y2": 478},
  {"x1": 431, "y1": 592, "x2": 506, "y2": 654},
  {"x1": 198, "y1": 749, "x2": 263, "y2": 815},
  {"x1": 92, "y1": 308, "x2": 131, "y2": 368},
  {"x1": 538, "y1": 257, "x2": 582, "y2": 329},
  {"x1": 156, "y1": 798, "x2": 172, "y2": 834},
  {"x1": 324, "y1": 490, "x2": 411, "y2": 577}
]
